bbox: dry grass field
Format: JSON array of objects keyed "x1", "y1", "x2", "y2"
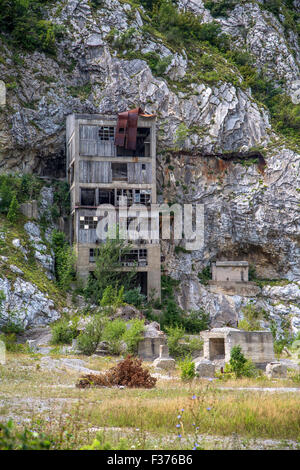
[{"x1": 0, "y1": 352, "x2": 300, "y2": 450}]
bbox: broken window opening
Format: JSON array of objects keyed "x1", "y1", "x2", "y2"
[
  {"x1": 98, "y1": 126, "x2": 114, "y2": 141},
  {"x1": 116, "y1": 189, "x2": 133, "y2": 206},
  {"x1": 79, "y1": 216, "x2": 98, "y2": 230},
  {"x1": 99, "y1": 189, "x2": 115, "y2": 205},
  {"x1": 112, "y1": 163, "x2": 128, "y2": 181},
  {"x1": 89, "y1": 248, "x2": 100, "y2": 263},
  {"x1": 81, "y1": 188, "x2": 96, "y2": 206},
  {"x1": 116, "y1": 128, "x2": 150, "y2": 157},
  {"x1": 120, "y1": 249, "x2": 148, "y2": 267}
]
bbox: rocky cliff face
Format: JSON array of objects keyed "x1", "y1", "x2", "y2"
[{"x1": 0, "y1": 0, "x2": 299, "y2": 334}]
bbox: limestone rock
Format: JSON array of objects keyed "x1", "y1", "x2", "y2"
[
  {"x1": 194, "y1": 359, "x2": 215, "y2": 378},
  {"x1": 0, "y1": 276, "x2": 60, "y2": 329},
  {"x1": 0, "y1": 80, "x2": 6, "y2": 106},
  {"x1": 266, "y1": 362, "x2": 287, "y2": 379},
  {"x1": 152, "y1": 357, "x2": 176, "y2": 371}
]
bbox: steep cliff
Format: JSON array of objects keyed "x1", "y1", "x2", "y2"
[{"x1": 0, "y1": 0, "x2": 299, "y2": 335}]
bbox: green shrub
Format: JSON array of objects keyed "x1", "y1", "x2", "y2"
[
  {"x1": 166, "y1": 326, "x2": 203, "y2": 359},
  {"x1": 100, "y1": 285, "x2": 124, "y2": 309},
  {"x1": 178, "y1": 355, "x2": 196, "y2": 381},
  {"x1": 228, "y1": 345, "x2": 258, "y2": 378},
  {"x1": 0, "y1": 420, "x2": 52, "y2": 450},
  {"x1": 0, "y1": 333, "x2": 30, "y2": 353},
  {"x1": 204, "y1": 0, "x2": 238, "y2": 18},
  {"x1": 81, "y1": 431, "x2": 128, "y2": 450},
  {"x1": 102, "y1": 319, "x2": 127, "y2": 355},
  {"x1": 198, "y1": 265, "x2": 211, "y2": 285},
  {"x1": 0, "y1": 0, "x2": 64, "y2": 55},
  {"x1": 83, "y1": 234, "x2": 137, "y2": 304},
  {"x1": 51, "y1": 230, "x2": 76, "y2": 291},
  {"x1": 122, "y1": 319, "x2": 145, "y2": 354},
  {"x1": 0, "y1": 173, "x2": 42, "y2": 215},
  {"x1": 76, "y1": 314, "x2": 104, "y2": 355},
  {"x1": 183, "y1": 310, "x2": 210, "y2": 333},
  {"x1": 238, "y1": 303, "x2": 266, "y2": 331},
  {"x1": 123, "y1": 287, "x2": 146, "y2": 308},
  {"x1": 7, "y1": 194, "x2": 19, "y2": 223},
  {"x1": 50, "y1": 318, "x2": 78, "y2": 345}
]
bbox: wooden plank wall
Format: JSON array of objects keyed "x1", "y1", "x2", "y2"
[{"x1": 79, "y1": 125, "x2": 116, "y2": 157}]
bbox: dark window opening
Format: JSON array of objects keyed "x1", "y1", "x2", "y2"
[
  {"x1": 120, "y1": 249, "x2": 147, "y2": 267},
  {"x1": 136, "y1": 272, "x2": 148, "y2": 297},
  {"x1": 209, "y1": 338, "x2": 225, "y2": 360},
  {"x1": 81, "y1": 188, "x2": 96, "y2": 206},
  {"x1": 116, "y1": 127, "x2": 150, "y2": 157},
  {"x1": 99, "y1": 189, "x2": 115, "y2": 205},
  {"x1": 112, "y1": 163, "x2": 127, "y2": 181},
  {"x1": 89, "y1": 248, "x2": 100, "y2": 263},
  {"x1": 98, "y1": 126, "x2": 114, "y2": 141},
  {"x1": 117, "y1": 189, "x2": 133, "y2": 206}
]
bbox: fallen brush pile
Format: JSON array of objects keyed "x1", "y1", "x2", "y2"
[{"x1": 76, "y1": 355, "x2": 157, "y2": 389}]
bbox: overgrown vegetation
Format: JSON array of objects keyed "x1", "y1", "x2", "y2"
[
  {"x1": 157, "y1": 275, "x2": 209, "y2": 333},
  {"x1": 178, "y1": 355, "x2": 196, "y2": 381},
  {"x1": 51, "y1": 230, "x2": 76, "y2": 291},
  {"x1": 76, "y1": 314, "x2": 104, "y2": 355},
  {"x1": 0, "y1": 420, "x2": 52, "y2": 450},
  {"x1": 166, "y1": 325, "x2": 203, "y2": 359},
  {"x1": 221, "y1": 345, "x2": 258, "y2": 379},
  {"x1": 0, "y1": 174, "x2": 42, "y2": 216},
  {"x1": 83, "y1": 234, "x2": 137, "y2": 304},
  {"x1": 0, "y1": 0, "x2": 64, "y2": 55},
  {"x1": 238, "y1": 303, "x2": 266, "y2": 331},
  {"x1": 50, "y1": 317, "x2": 78, "y2": 345}
]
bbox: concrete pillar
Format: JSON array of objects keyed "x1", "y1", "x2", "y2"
[{"x1": 159, "y1": 344, "x2": 169, "y2": 358}]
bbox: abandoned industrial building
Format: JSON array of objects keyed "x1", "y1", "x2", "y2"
[{"x1": 66, "y1": 109, "x2": 161, "y2": 299}]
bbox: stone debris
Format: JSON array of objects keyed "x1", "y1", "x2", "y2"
[
  {"x1": 152, "y1": 344, "x2": 176, "y2": 371},
  {"x1": 266, "y1": 362, "x2": 288, "y2": 379},
  {"x1": 194, "y1": 358, "x2": 215, "y2": 378},
  {"x1": 138, "y1": 322, "x2": 167, "y2": 361}
]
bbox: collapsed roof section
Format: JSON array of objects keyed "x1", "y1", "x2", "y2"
[{"x1": 115, "y1": 107, "x2": 156, "y2": 151}]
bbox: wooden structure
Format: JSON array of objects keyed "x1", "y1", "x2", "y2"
[{"x1": 66, "y1": 113, "x2": 161, "y2": 299}]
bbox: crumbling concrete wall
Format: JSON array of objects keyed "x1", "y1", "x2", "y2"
[{"x1": 202, "y1": 328, "x2": 275, "y2": 367}]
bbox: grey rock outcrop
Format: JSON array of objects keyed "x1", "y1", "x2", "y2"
[
  {"x1": 0, "y1": 276, "x2": 60, "y2": 329},
  {"x1": 266, "y1": 362, "x2": 287, "y2": 379},
  {"x1": 194, "y1": 358, "x2": 215, "y2": 378}
]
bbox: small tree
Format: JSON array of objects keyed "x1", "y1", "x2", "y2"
[
  {"x1": 229, "y1": 345, "x2": 247, "y2": 378},
  {"x1": 84, "y1": 231, "x2": 137, "y2": 304},
  {"x1": 51, "y1": 230, "x2": 76, "y2": 291},
  {"x1": 76, "y1": 314, "x2": 104, "y2": 356},
  {"x1": 7, "y1": 194, "x2": 19, "y2": 223}
]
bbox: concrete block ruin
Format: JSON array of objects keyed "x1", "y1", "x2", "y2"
[
  {"x1": 201, "y1": 328, "x2": 275, "y2": 369},
  {"x1": 138, "y1": 322, "x2": 166, "y2": 361},
  {"x1": 20, "y1": 200, "x2": 38, "y2": 220},
  {"x1": 152, "y1": 344, "x2": 176, "y2": 370},
  {"x1": 212, "y1": 261, "x2": 249, "y2": 282},
  {"x1": 209, "y1": 261, "x2": 260, "y2": 297}
]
